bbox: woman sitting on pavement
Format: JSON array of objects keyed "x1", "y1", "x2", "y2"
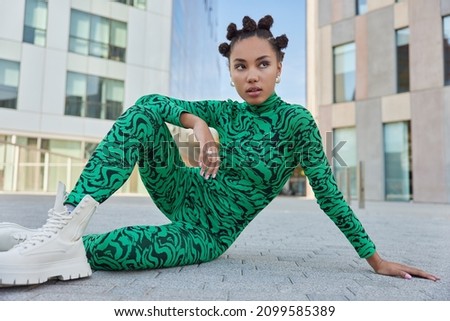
[{"x1": 0, "y1": 15, "x2": 439, "y2": 285}]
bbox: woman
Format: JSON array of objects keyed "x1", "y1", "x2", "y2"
[{"x1": 0, "y1": 15, "x2": 439, "y2": 285}]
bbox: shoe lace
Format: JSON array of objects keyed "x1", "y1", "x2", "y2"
[
  {"x1": 13, "y1": 233, "x2": 29, "y2": 242},
  {"x1": 15, "y1": 208, "x2": 70, "y2": 249},
  {"x1": 12, "y1": 228, "x2": 43, "y2": 242}
]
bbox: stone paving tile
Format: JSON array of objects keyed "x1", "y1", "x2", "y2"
[
  {"x1": 228, "y1": 289, "x2": 310, "y2": 301},
  {"x1": 0, "y1": 195, "x2": 449, "y2": 301}
]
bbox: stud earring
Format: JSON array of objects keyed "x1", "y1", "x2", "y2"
[
  {"x1": 230, "y1": 80, "x2": 235, "y2": 87},
  {"x1": 275, "y1": 76, "x2": 281, "y2": 84}
]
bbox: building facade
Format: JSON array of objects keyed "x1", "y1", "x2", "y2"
[
  {"x1": 307, "y1": 0, "x2": 450, "y2": 203},
  {"x1": 0, "y1": 0, "x2": 219, "y2": 194},
  {"x1": 169, "y1": 0, "x2": 220, "y2": 167}
]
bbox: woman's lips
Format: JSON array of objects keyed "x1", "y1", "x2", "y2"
[{"x1": 246, "y1": 87, "x2": 262, "y2": 97}]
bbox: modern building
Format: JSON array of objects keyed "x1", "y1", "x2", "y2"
[
  {"x1": 0, "y1": 0, "x2": 219, "y2": 194},
  {"x1": 307, "y1": 0, "x2": 450, "y2": 203}
]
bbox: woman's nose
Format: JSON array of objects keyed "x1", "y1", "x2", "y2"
[{"x1": 246, "y1": 69, "x2": 259, "y2": 83}]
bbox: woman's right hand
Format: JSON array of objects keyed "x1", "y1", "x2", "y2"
[
  {"x1": 180, "y1": 113, "x2": 220, "y2": 179},
  {"x1": 198, "y1": 139, "x2": 220, "y2": 179}
]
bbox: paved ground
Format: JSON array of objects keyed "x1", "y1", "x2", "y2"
[{"x1": 0, "y1": 194, "x2": 449, "y2": 301}]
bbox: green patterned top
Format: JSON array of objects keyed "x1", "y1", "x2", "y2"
[{"x1": 134, "y1": 92, "x2": 377, "y2": 258}]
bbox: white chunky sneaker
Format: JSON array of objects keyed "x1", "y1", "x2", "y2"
[
  {"x1": 0, "y1": 182, "x2": 99, "y2": 286},
  {"x1": 0, "y1": 223, "x2": 39, "y2": 251}
]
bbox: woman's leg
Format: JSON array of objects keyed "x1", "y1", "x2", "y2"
[
  {"x1": 65, "y1": 104, "x2": 185, "y2": 207},
  {"x1": 66, "y1": 103, "x2": 228, "y2": 270},
  {"x1": 82, "y1": 222, "x2": 228, "y2": 271}
]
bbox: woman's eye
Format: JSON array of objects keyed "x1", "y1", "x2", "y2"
[
  {"x1": 234, "y1": 64, "x2": 245, "y2": 70},
  {"x1": 260, "y1": 61, "x2": 270, "y2": 68}
]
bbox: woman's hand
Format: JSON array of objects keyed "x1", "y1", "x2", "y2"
[
  {"x1": 198, "y1": 140, "x2": 220, "y2": 179},
  {"x1": 366, "y1": 252, "x2": 440, "y2": 281},
  {"x1": 180, "y1": 112, "x2": 220, "y2": 179}
]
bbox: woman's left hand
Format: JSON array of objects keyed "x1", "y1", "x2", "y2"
[{"x1": 366, "y1": 252, "x2": 440, "y2": 281}]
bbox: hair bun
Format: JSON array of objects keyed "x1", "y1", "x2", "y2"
[
  {"x1": 275, "y1": 34, "x2": 289, "y2": 49},
  {"x1": 257, "y1": 15, "x2": 274, "y2": 30},
  {"x1": 226, "y1": 23, "x2": 238, "y2": 41},
  {"x1": 218, "y1": 42, "x2": 230, "y2": 57},
  {"x1": 242, "y1": 16, "x2": 257, "y2": 32}
]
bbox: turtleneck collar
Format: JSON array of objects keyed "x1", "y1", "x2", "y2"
[{"x1": 244, "y1": 92, "x2": 281, "y2": 113}]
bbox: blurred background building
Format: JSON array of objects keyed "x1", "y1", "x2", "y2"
[
  {"x1": 4, "y1": 0, "x2": 448, "y2": 204},
  {"x1": 307, "y1": 0, "x2": 450, "y2": 203},
  {"x1": 0, "y1": 0, "x2": 219, "y2": 194}
]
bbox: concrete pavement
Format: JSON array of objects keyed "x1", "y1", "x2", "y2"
[{"x1": 0, "y1": 194, "x2": 449, "y2": 301}]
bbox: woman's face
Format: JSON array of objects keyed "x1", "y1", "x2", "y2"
[{"x1": 229, "y1": 36, "x2": 282, "y2": 105}]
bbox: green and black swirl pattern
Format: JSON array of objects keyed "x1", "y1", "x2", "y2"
[{"x1": 65, "y1": 93, "x2": 376, "y2": 271}]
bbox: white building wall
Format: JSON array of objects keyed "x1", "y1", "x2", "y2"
[
  {"x1": 0, "y1": 0, "x2": 174, "y2": 142},
  {"x1": 0, "y1": 0, "x2": 224, "y2": 193}
]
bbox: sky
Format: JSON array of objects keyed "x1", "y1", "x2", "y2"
[{"x1": 216, "y1": 0, "x2": 306, "y2": 106}]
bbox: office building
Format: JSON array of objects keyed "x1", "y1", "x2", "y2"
[
  {"x1": 307, "y1": 0, "x2": 450, "y2": 203},
  {"x1": 0, "y1": 0, "x2": 219, "y2": 193}
]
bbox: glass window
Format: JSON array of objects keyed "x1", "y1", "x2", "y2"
[
  {"x1": 334, "y1": 43, "x2": 356, "y2": 103},
  {"x1": 65, "y1": 71, "x2": 124, "y2": 120},
  {"x1": 69, "y1": 10, "x2": 90, "y2": 55},
  {"x1": 396, "y1": 28, "x2": 410, "y2": 93},
  {"x1": 65, "y1": 72, "x2": 87, "y2": 116},
  {"x1": 0, "y1": 59, "x2": 20, "y2": 109},
  {"x1": 333, "y1": 127, "x2": 357, "y2": 199},
  {"x1": 69, "y1": 10, "x2": 127, "y2": 62},
  {"x1": 443, "y1": 16, "x2": 450, "y2": 85},
  {"x1": 113, "y1": 0, "x2": 147, "y2": 9},
  {"x1": 109, "y1": 20, "x2": 127, "y2": 61},
  {"x1": 86, "y1": 75, "x2": 102, "y2": 118},
  {"x1": 384, "y1": 122, "x2": 412, "y2": 201},
  {"x1": 23, "y1": 0, "x2": 48, "y2": 46},
  {"x1": 356, "y1": 0, "x2": 368, "y2": 15},
  {"x1": 89, "y1": 15, "x2": 109, "y2": 59},
  {"x1": 105, "y1": 79, "x2": 124, "y2": 119}
]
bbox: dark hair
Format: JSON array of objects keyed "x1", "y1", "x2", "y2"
[{"x1": 218, "y1": 15, "x2": 289, "y2": 62}]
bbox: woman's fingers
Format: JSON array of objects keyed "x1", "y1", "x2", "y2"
[
  {"x1": 199, "y1": 143, "x2": 220, "y2": 179},
  {"x1": 400, "y1": 265, "x2": 440, "y2": 281},
  {"x1": 379, "y1": 261, "x2": 440, "y2": 281}
]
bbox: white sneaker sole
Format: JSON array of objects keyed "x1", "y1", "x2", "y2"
[{"x1": 0, "y1": 257, "x2": 92, "y2": 286}]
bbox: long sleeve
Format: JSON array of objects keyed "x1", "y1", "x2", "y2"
[
  {"x1": 296, "y1": 108, "x2": 376, "y2": 258},
  {"x1": 134, "y1": 94, "x2": 223, "y2": 128}
]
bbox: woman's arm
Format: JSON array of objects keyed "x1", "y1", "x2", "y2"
[
  {"x1": 134, "y1": 94, "x2": 223, "y2": 127},
  {"x1": 134, "y1": 94, "x2": 223, "y2": 178},
  {"x1": 296, "y1": 108, "x2": 376, "y2": 258},
  {"x1": 180, "y1": 113, "x2": 220, "y2": 179},
  {"x1": 296, "y1": 107, "x2": 439, "y2": 280}
]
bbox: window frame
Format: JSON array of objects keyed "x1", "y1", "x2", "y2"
[
  {"x1": 333, "y1": 42, "x2": 356, "y2": 103},
  {"x1": 443, "y1": 15, "x2": 450, "y2": 86},
  {"x1": 65, "y1": 71, "x2": 124, "y2": 120},
  {"x1": 0, "y1": 59, "x2": 20, "y2": 110},
  {"x1": 23, "y1": 0, "x2": 48, "y2": 46},
  {"x1": 69, "y1": 9, "x2": 127, "y2": 62},
  {"x1": 333, "y1": 127, "x2": 358, "y2": 200},
  {"x1": 395, "y1": 27, "x2": 410, "y2": 93},
  {"x1": 383, "y1": 121, "x2": 413, "y2": 201},
  {"x1": 355, "y1": 0, "x2": 368, "y2": 15},
  {"x1": 113, "y1": 0, "x2": 147, "y2": 10}
]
